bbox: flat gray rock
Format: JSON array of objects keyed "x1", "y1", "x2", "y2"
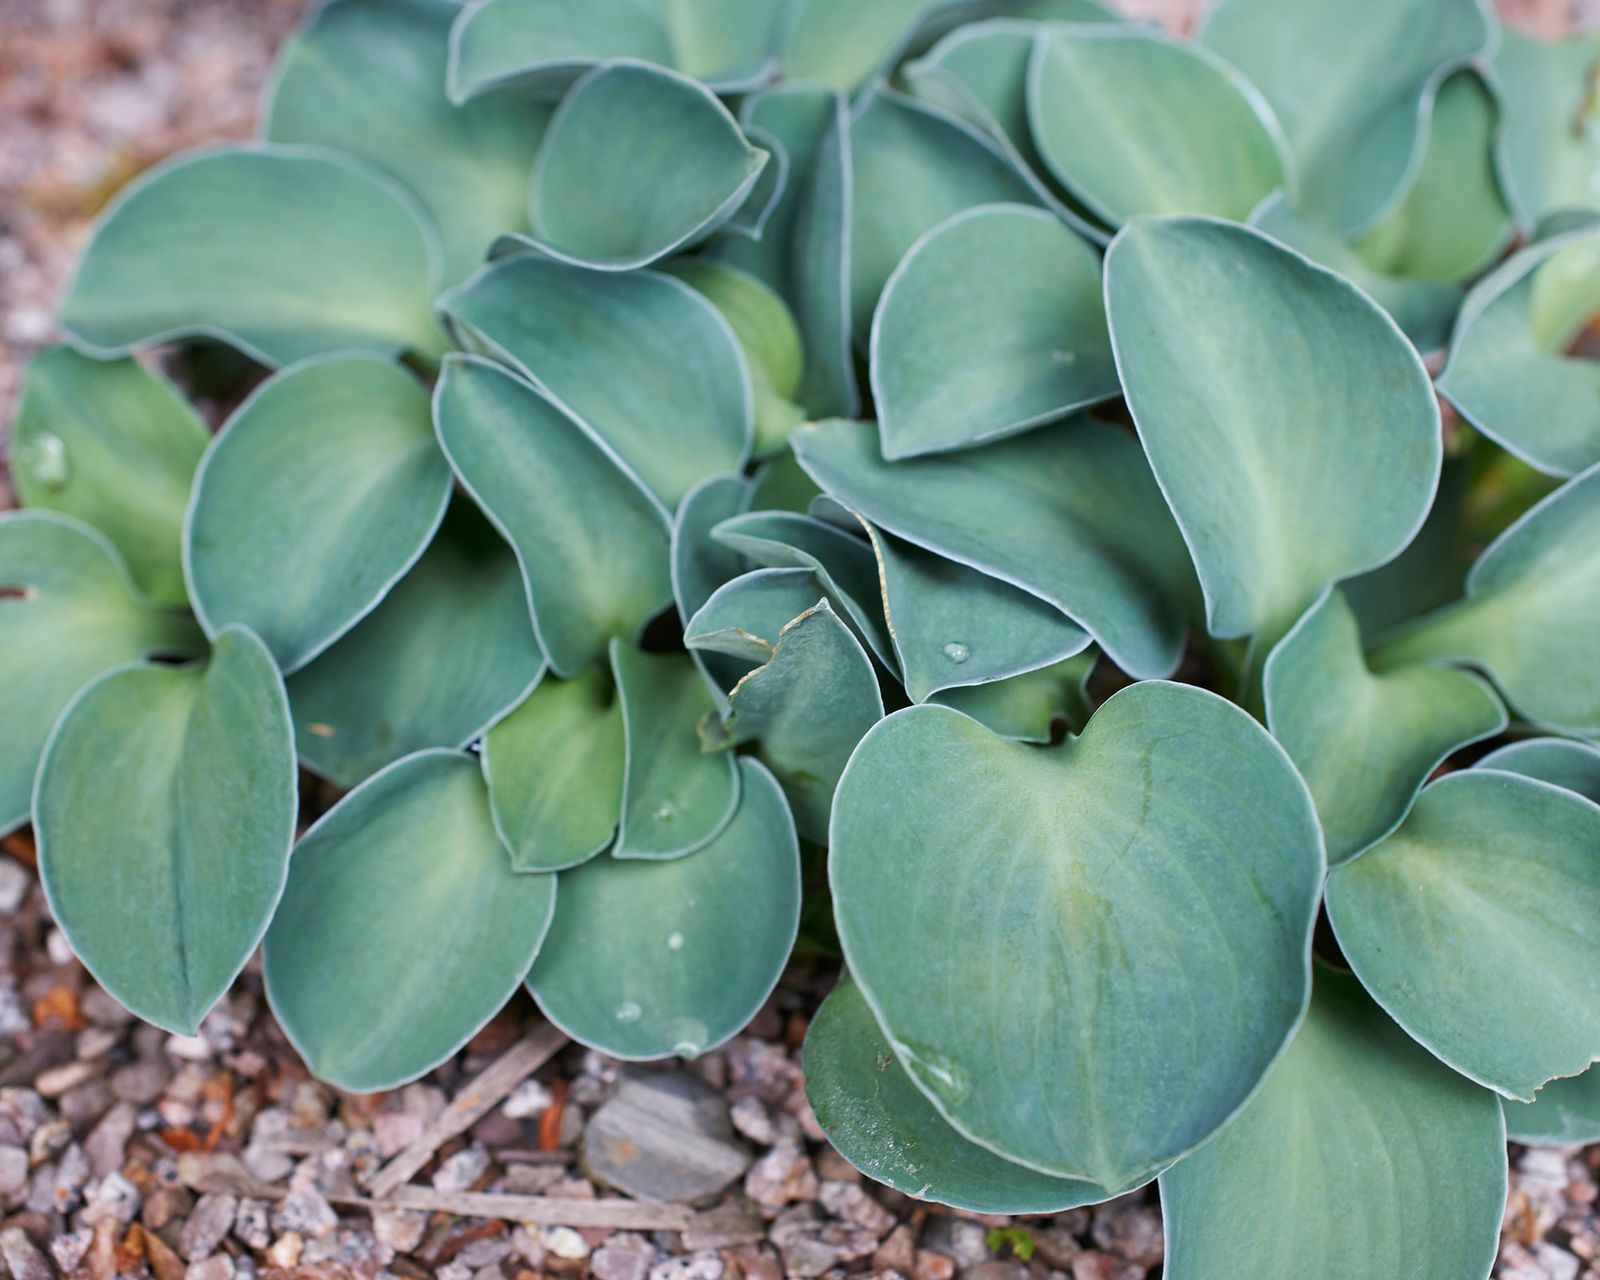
[{"x1": 583, "y1": 1069, "x2": 751, "y2": 1203}]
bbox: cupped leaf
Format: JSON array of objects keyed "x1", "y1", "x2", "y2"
[
  {"x1": 930, "y1": 651, "x2": 1095, "y2": 743},
  {"x1": 685, "y1": 566, "x2": 831, "y2": 667},
  {"x1": 831, "y1": 683, "x2": 1322, "y2": 1190},
  {"x1": 434, "y1": 356, "x2": 672, "y2": 678},
  {"x1": 36, "y1": 626, "x2": 296, "y2": 1035},
  {"x1": 13, "y1": 347, "x2": 207, "y2": 606},
  {"x1": 481, "y1": 669, "x2": 624, "y2": 873},
  {"x1": 288, "y1": 499, "x2": 543, "y2": 788},
  {"x1": 443, "y1": 255, "x2": 752, "y2": 507},
  {"x1": 521, "y1": 60, "x2": 767, "y2": 271},
  {"x1": 656, "y1": 0, "x2": 785, "y2": 87},
  {"x1": 778, "y1": 0, "x2": 930, "y2": 91},
  {"x1": 1159, "y1": 965, "x2": 1507, "y2": 1280},
  {"x1": 870, "y1": 204, "x2": 1116, "y2": 459},
  {"x1": 790, "y1": 417, "x2": 1195, "y2": 680},
  {"x1": 1105, "y1": 216, "x2": 1440, "y2": 644},
  {"x1": 59, "y1": 145, "x2": 445, "y2": 366},
  {"x1": 611, "y1": 640, "x2": 739, "y2": 861},
  {"x1": 1492, "y1": 28, "x2": 1600, "y2": 232},
  {"x1": 1028, "y1": 26, "x2": 1287, "y2": 225},
  {"x1": 0, "y1": 513, "x2": 202, "y2": 833},
  {"x1": 185, "y1": 355, "x2": 450, "y2": 673},
  {"x1": 1200, "y1": 0, "x2": 1494, "y2": 234},
  {"x1": 804, "y1": 975, "x2": 1113, "y2": 1213},
  {"x1": 528, "y1": 757, "x2": 798, "y2": 1059},
  {"x1": 447, "y1": 0, "x2": 674, "y2": 101},
  {"x1": 1477, "y1": 736, "x2": 1600, "y2": 804},
  {"x1": 671, "y1": 474, "x2": 754, "y2": 711},
  {"x1": 263, "y1": 0, "x2": 550, "y2": 284},
  {"x1": 1263, "y1": 589, "x2": 1506, "y2": 866},
  {"x1": 265, "y1": 750, "x2": 556, "y2": 1090},
  {"x1": 1327, "y1": 770, "x2": 1600, "y2": 1101},
  {"x1": 721, "y1": 123, "x2": 789, "y2": 242}
]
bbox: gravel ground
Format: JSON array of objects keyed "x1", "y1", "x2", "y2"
[{"x1": 3, "y1": 3, "x2": 1600, "y2": 1279}]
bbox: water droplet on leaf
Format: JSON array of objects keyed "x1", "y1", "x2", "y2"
[
  {"x1": 666, "y1": 931, "x2": 684, "y2": 951},
  {"x1": 614, "y1": 1001, "x2": 642, "y2": 1023},
  {"x1": 899, "y1": 1041, "x2": 972, "y2": 1106},
  {"x1": 22, "y1": 434, "x2": 69, "y2": 491},
  {"x1": 942, "y1": 641, "x2": 971, "y2": 664}
]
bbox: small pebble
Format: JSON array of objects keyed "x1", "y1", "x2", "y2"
[
  {"x1": 182, "y1": 1192, "x2": 238, "y2": 1259},
  {"x1": 433, "y1": 1142, "x2": 492, "y2": 1193},
  {"x1": 0, "y1": 1143, "x2": 28, "y2": 1196},
  {"x1": 0, "y1": 1226, "x2": 52, "y2": 1280},
  {"x1": 186, "y1": 1253, "x2": 236, "y2": 1280},
  {"x1": 272, "y1": 1187, "x2": 337, "y2": 1239}
]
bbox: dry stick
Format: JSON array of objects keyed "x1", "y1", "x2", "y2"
[
  {"x1": 381, "y1": 1187, "x2": 693, "y2": 1231},
  {"x1": 369, "y1": 1022, "x2": 571, "y2": 1199}
]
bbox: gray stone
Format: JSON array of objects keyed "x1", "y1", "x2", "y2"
[
  {"x1": 186, "y1": 1254, "x2": 236, "y2": 1280},
  {"x1": 593, "y1": 1243, "x2": 655, "y2": 1280},
  {"x1": 433, "y1": 1142, "x2": 491, "y2": 1193},
  {"x1": 0, "y1": 1227, "x2": 52, "y2": 1280},
  {"x1": 649, "y1": 1251, "x2": 726, "y2": 1280},
  {"x1": 272, "y1": 1187, "x2": 338, "y2": 1239},
  {"x1": 582, "y1": 1069, "x2": 750, "y2": 1203},
  {"x1": 921, "y1": 1218, "x2": 990, "y2": 1270},
  {"x1": 0, "y1": 1143, "x2": 28, "y2": 1196},
  {"x1": 371, "y1": 1207, "x2": 427, "y2": 1254},
  {"x1": 84, "y1": 1102, "x2": 136, "y2": 1179},
  {"x1": 182, "y1": 1193, "x2": 239, "y2": 1259},
  {"x1": 779, "y1": 1238, "x2": 838, "y2": 1279},
  {"x1": 235, "y1": 1198, "x2": 272, "y2": 1250}
]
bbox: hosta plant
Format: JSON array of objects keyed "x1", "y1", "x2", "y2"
[{"x1": 5, "y1": 0, "x2": 1600, "y2": 1271}]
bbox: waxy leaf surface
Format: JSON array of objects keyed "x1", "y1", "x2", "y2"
[
  {"x1": 931, "y1": 652, "x2": 1096, "y2": 743},
  {"x1": 671, "y1": 474, "x2": 753, "y2": 710},
  {"x1": 1492, "y1": 29, "x2": 1600, "y2": 232},
  {"x1": 1478, "y1": 737, "x2": 1600, "y2": 804}
]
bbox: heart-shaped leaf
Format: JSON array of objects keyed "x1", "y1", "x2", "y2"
[
  {"x1": 443, "y1": 255, "x2": 752, "y2": 507},
  {"x1": 1492, "y1": 29, "x2": 1600, "y2": 232},
  {"x1": 930, "y1": 651, "x2": 1096, "y2": 743},
  {"x1": 1, "y1": 513, "x2": 202, "y2": 833},
  {"x1": 37, "y1": 626, "x2": 296, "y2": 1035},
  {"x1": 481, "y1": 668, "x2": 624, "y2": 873},
  {"x1": 59, "y1": 146, "x2": 446, "y2": 367},
  {"x1": 527, "y1": 757, "x2": 798, "y2": 1059},
  {"x1": 1028, "y1": 26, "x2": 1288, "y2": 225},
  {"x1": 1159, "y1": 965, "x2": 1506, "y2": 1280},
  {"x1": 870, "y1": 204, "x2": 1116, "y2": 459},
  {"x1": 1327, "y1": 769, "x2": 1600, "y2": 1100},
  {"x1": 13, "y1": 347, "x2": 207, "y2": 607},
  {"x1": 185, "y1": 355, "x2": 450, "y2": 673},
  {"x1": 791, "y1": 417, "x2": 1195, "y2": 680},
  {"x1": 831, "y1": 682, "x2": 1323, "y2": 1189},
  {"x1": 1200, "y1": 0, "x2": 1493, "y2": 234},
  {"x1": 265, "y1": 750, "x2": 556, "y2": 1090},
  {"x1": 1105, "y1": 216, "x2": 1440, "y2": 644},
  {"x1": 1263, "y1": 589, "x2": 1505, "y2": 866},
  {"x1": 1478, "y1": 736, "x2": 1600, "y2": 804},
  {"x1": 804, "y1": 975, "x2": 1113, "y2": 1213},
  {"x1": 288, "y1": 499, "x2": 543, "y2": 788},
  {"x1": 434, "y1": 355, "x2": 672, "y2": 678}
]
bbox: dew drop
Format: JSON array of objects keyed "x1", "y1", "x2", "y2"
[
  {"x1": 654, "y1": 801, "x2": 675, "y2": 822},
  {"x1": 899, "y1": 1042, "x2": 972, "y2": 1107},
  {"x1": 22, "y1": 434, "x2": 69, "y2": 491},
  {"x1": 666, "y1": 931, "x2": 685, "y2": 951},
  {"x1": 1050, "y1": 349, "x2": 1077, "y2": 366},
  {"x1": 614, "y1": 1001, "x2": 642, "y2": 1023},
  {"x1": 942, "y1": 641, "x2": 971, "y2": 665}
]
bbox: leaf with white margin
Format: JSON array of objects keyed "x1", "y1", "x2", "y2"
[
  {"x1": 1028, "y1": 26, "x2": 1288, "y2": 225},
  {"x1": 37, "y1": 626, "x2": 296, "y2": 1036},
  {"x1": 528, "y1": 756, "x2": 797, "y2": 1060},
  {"x1": 790, "y1": 417, "x2": 1196, "y2": 680},
  {"x1": 1373, "y1": 462, "x2": 1600, "y2": 737},
  {"x1": 779, "y1": 0, "x2": 931, "y2": 91},
  {"x1": 434, "y1": 356, "x2": 672, "y2": 679},
  {"x1": 288, "y1": 499, "x2": 543, "y2": 788},
  {"x1": 685, "y1": 566, "x2": 830, "y2": 667},
  {"x1": 672, "y1": 474, "x2": 754, "y2": 711},
  {"x1": 720, "y1": 125, "x2": 789, "y2": 243},
  {"x1": 481, "y1": 669, "x2": 623, "y2": 873},
  {"x1": 185, "y1": 355, "x2": 450, "y2": 673},
  {"x1": 0, "y1": 513, "x2": 203, "y2": 834},
  {"x1": 930, "y1": 651, "x2": 1096, "y2": 744},
  {"x1": 59, "y1": 146, "x2": 446, "y2": 367},
  {"x1": 1200, "y1": 0, "x2": 1494, "y2": 234},
  {"x1": 871, "y1": 205, "x2": 1116, "y2": 460},
  {"x1": 1159, "y1": 965, "x2": 1507, "y2": 1280},
  {"x1": 1439, "y1": 225, "x2": 1600, "y2": 477},
  {"x1": 831, "y1": 682, "x2": 1323, "y2": 1190},
  {"x1": 1263, "y1": 589, "x2": 1505, "y2": 867},
  {"x1": 805, "y1": 975, "x2": 1114, "y2": 1213},
  {"x1": 1328, "y1": 769, "x2": 1600, "y2": 1101},
  {"x1": 1478, "y1": 736, "x2": 1600, "y2": 804},
  {"x1": 655, "y1": 0, "x2": 786, "y2": 87},
  {"x1": 442, "y1": 254, "x2": 752, "y2": 508},
  {"x1": 1492, "y1": 28, "x2": 1600, "y2": 233},
  {"x1": 1105, "y1": 216, "x2": 1440, "y2": 646},
  {"x1": 13, "y1": 347, "x2": 207, "y2": 607},
  {"x1": 265, "y1": 750, "x2": 556, "y2": 1090},
  {"x1": 263, "y1": 0, "x2": 550, "y2": 284},
  {"x1": 517, "y1": 60, "x2": 767, "y2": 272},
  {"x1": 1343, "y1": 458, "x2": 1473, "y2": 639}
]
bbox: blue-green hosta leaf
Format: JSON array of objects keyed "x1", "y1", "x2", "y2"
[
  {"x1": 263, "y1": 0, "x2": 549, "y2": 285},
  {"x1": 791, "y1": 417, "x2": 1195, "y2": 680},
  {"x1": 443, "y1": 255, "x2": 752, "y2": 507},
  {"x1": 0, "y1": 513, "x2": 202, "y2": 834},
  {"x1": 265, "y1": 750, "x2": 556, "y2": 1090},
  {"x1": 1159, "y1": 965, "x2": 1507, "y2": 1280},
  {"x1": 59, "y1": 146, "x2": 446, "y2": 367},
  {"x1": 1028, "y1": 26, "x2": 1287, "y2": 225},
  {"x1": 749, "y1": 449, "x2": 823, "y2": 514},
  {"x1": 831, "y1": 683, "x2": 1322, "y2": 1190},
  {"x1": 1200, "y1": 0, "x2": 1494, "y2": 234},
  {"x1": 930, "y1": 651, "x2": 1095, "y2": 743},
  {"x1": 434, "y1": 356, "x2": 672, "y2": 678},
  {"x1": 516, "y1": 60, "x2": 766, "y2": 272},
  {"x1": 1373, "y1": 463, "x2": 1600, "y2": 737},
  {"x1": 481, "y1": 669, "x2": 623, "y2": 873},
  {"x1": 1439, "y1": 225, "x2": 1600, "y2": 477},
  {"x1": 13, "y1": 347, "x2": 207, "y2": 607},
  {"x1": 721, "y1": 124, "x2": 789, "y2": 242},
  {"x1": 528, "y1": 757, "x2": 797, "y2": 1059},
  {"x1": 1478, "y1": 736, "x2": 1600, "y2": 804},
  {"x1": 1328, "y1": 770, "x2": 1600, "y2": 1101},
  {"x1": 611, "y1": 640, "x2": 739, "y2": 861},
  {"x1": 685, "y1": 566, "x2": 830, "y2": 667},
  {"x1": 288, "y1": 499, "x2": 543, "y2": 788},
  {"x1": 37, "y1": 626, "x2": 296, "y2": 1035},
  {"x1": 656, "y1": 0, "x2": 785, "y2": 87},
  {"x1": 185, "y1": 355, "x2": 450, "y2": 673},
  {"x1": 1105, "y1": 216, "x2": 1440, "y2": 644},
  {"x1": 1492, "y1": 28, "x2": 1600, "y2": 232},
  {"x1": 1263, "y1": 589, "x2": 1505, "y2": 867},
  {"x1": 804, "y1": 975, "x2": 1113, "y2": 1213},
  {"x1": 870, "y1": 204, "x2": 1116, "y2": 459},
  {"x1": 672, "y1": 474, "x2": 754, "y2": 711},
  {"x1": 778, "y1": 0, "x2": 929, "y2": 91}
]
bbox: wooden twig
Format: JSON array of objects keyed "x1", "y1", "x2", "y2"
[{"x1": 382, "y1": 1187, "x2": 693, "y2": 1230}]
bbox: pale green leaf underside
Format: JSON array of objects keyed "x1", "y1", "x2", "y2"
[{"x1": 1491, "y1": 28, "x2": 1600, "y2": 232}]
